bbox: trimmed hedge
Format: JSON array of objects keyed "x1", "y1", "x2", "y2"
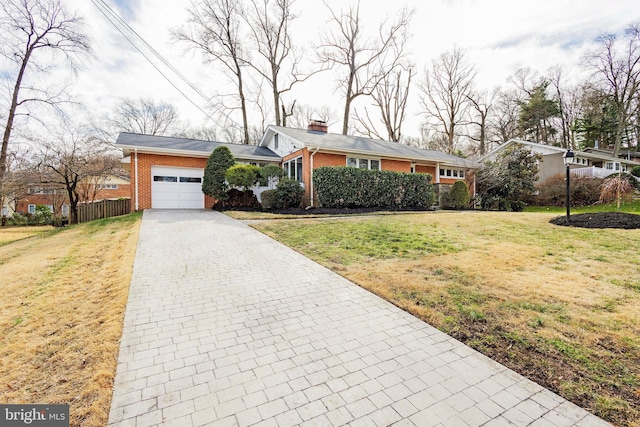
[{"x1": 313, "y1": 166, "x2": 434, "y2": 209}]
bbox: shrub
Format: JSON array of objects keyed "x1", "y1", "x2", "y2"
[
  {"x1": 441, "y1": 181, "x2": 470, "y2": 209},
  {"x1": 477, "y1": 144, "x2": 540, "y2": 211},
  {"x1": 631, "y1": 165, "x2": 640, "y2": 178},
  {"x1": 600, "y1": 175, "x2": 635, "y2": 203},
  {"x1": 275, "y1": 179, "x2": 304, "y2": 209},
  {"x1": 226, "y1": 164, "x2": 260, "y2": 191},
  {"x1": 313, "y1": 167, "x2": 433, "y2": 209},
  {"x1": 534, "y1": 174, "x2": 603, "y2": 207},
  {"x1": 202, "y1": 146, "x2": 235, "y2": 203},
  {"x1": 260, "y1": 189, "x2": 278, "y2": 210},
  {"x1": 259, "y1": 165, "x2": 283, "y2": 186}
]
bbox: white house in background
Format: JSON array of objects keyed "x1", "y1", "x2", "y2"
[{"x1": 481, "y1": 139, "x2": 640, "y2": 183}]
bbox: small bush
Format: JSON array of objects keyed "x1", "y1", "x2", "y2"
[
  {"x1": 260, "y1": 189, "x2": 278, "y2": 210},
  {"x1": 275, "y1": 179, "x2": 304, "y2": 209},
  {"x1": 631, "y1": 165, "x2": 640, "y2": 178},
  {"x1": 441, "y1": 181, "x2": 470, "y2": 210},
  {"x1": 226, "y1": 164, "x2": 260, "y2": 191},
  {"x1": 260, "y1": 179, "x2": 304, "y2": 210},
  {"x1": 534, "y1": 174, "x2": 603, "y2": 207},
  {"x1": 600, "y1": 175, "x2": 635, "y2": 203}
]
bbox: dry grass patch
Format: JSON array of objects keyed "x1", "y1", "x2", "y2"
[
  {"x1": 0, "y1": 226, "x2": 55, "y2": 246},
  {"x1": 253, "y1": 212, "x2": 640, "y2": 426},
  {"x1": 0, "y1": 213, "x2": 141, "y2": 426}
]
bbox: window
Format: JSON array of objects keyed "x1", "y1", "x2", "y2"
[
  {"x1": 283, "y1": 157, "x2": 303, "y2": 182},
  {"x1": 439, "y1": 168, "x2": 465, "y2": 179},
  {"x1": 180, "y1": 177, "x2": 201, "y2": 183},
  {"x1": 62, "y1": 204, "x2": 69, "y2": 216},
  {"x1": 346, "y1": 157, "x2": 381, "y2": 170},
  {"x1": 2, "y1": 206, "x2": 7, "y2": 217},
  {"x1": 46, "y1": 205, "x2": 53, "y2": 213},
  {"x1": 605, "y1": 162, "x2": 620, "y2": 171},
  {"x1": 98, "y1": 184, "x2": 118, "y2": 190},
  {"x1": 274, "y1": 134, "x2": 279, "y2": 150},
  {"x1": 154, "y1": 175, "x2": 178, "y2": 182},
  {"x1": 28, "y1": 204, "x2": 36, "y2": 214}
]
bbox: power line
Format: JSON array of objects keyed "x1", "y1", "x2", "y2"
[{"x1": 91, "y1": 0, "x2": 241, "y2": 128}]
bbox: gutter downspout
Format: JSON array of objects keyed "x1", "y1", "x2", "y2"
[
  {"x1": 309, "y1": 147, "x2": 320, "y2": 207},
  {"x1": 134, "y1": 148, "x2": 139, "y2": 211}
]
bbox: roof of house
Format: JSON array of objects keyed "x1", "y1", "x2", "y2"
[
  {"x1": 115, "y1": 132, "x2": 281, "y2": 162},
  {"x1": 260, "y1": 126, "x2": 475, "y2": 168},
  {"x1": 481, "y1": 139, "x2": 640, "y2": 165}
]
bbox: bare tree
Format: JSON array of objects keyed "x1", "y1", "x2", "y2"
[
  {"x1": 246, "y1": 0, "x2": 318, "y2": 127},
  {"x1": 488, "y1": 88, "x2": 521, "y2": 144},
  {"x1": 466, "y1": 88, "x2": 495, "y2": 155},
  {"x1": 36, "y1": 127, "x2": 117, "y2": 224},
  {"x1": 419, "y1": 47, "x2": 476, "y2": 154},
  {"x1": 105, "y1": 98, "x2": 183, "y2": 136},
  {"x1": 317, "y1": 1, "x2": 413, "y2": 135},
  {"x1": 288, "y1": 104, "x2": 338, "y2": 129},
  {"x1": 354, "y1": 67, "x2": 414, "y2": 142},
  {"x1": 548, "y1": 65, "x2": 584, "y2": 149},
  {"x1": 173, "y1": 0, "x2": 251, "y2": 143},
  {"x1": 0, "y1": 0, "x2": 90, "y2": 200},
  {"x1": 585, "y1": 22, "x2": 640, "y2": 157}
]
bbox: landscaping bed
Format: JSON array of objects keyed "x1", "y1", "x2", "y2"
[{"x1": 551, "y1": 212, "x2": 640, "y2": 229}]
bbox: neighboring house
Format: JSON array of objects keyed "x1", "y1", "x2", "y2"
[
  {"x1": 481, "y1": 139, "x2": 640, "y2": 184},
  {"x1": 13, "y1": 175, "x2": 131, "y2": 217},
  {"x1": 115, "y1": 122, "x2": 477, "y2": 210}
]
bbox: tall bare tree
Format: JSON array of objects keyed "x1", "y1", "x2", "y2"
[
  {"x1": 354, "y1": 66, "x2": 414, "y2": 142},
  {"x1": 106, "y1": 98, "x2": 182, "y2": 136},
  {"x1": 585, "y1": 22, "x2": 640, "y2": 157},
  {"x1": 488, "y1": 88, "x2": 520, "y2": 144},
  {"x1": 0, "y1": 0, "x2": 90, "y2": 201},
  {"x1": 173, "y1": 0, "x2": 251, "y2": 143},
  {"x1": 466, "y1": 88, "x2": 495, "y2": 155},
  {"x1": 288, "y1": 104, "x2": 338, "y2": 129},
  {"x1": 317, "y1": 1, "x2": 413, "y2": 135},
  {"x1": 246, "y1": 0, "x2": 316, "y2": 127},
  {"x1": 419, "y1": 47, "x2": 476, "y2": 154}
]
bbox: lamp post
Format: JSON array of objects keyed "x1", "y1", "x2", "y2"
[{"x1": 563, "y1": 149, "x2": 575, "y2": 223}]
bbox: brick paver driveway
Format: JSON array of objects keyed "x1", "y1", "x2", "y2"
[{"x1": 108, "y1": 210, "x2": 608, "y2": 427}]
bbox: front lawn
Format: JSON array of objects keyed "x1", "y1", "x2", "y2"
[
  {"x1": 0, "y1": 213, "x2": 141, "y2": 426},
  {"x1": 252, "y1": 212, "x2": 640, "y2": 426}
]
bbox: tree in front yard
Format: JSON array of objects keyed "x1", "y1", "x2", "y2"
[
  {"x1": 202, "y1": 146, "x2": 235, "y2": 204},
  {"x1": 226, "y1": 164, "x2": 260, "y2": 206},
  {"x1": 476, "y1": 144, "x2": 541, "y2": 211}
]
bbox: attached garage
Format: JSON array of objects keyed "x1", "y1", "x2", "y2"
[{"x1": 151, "y1": 167, "x2": 204, "y2": 209}]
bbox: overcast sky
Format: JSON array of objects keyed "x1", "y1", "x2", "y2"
[{"x1": 27, "y1": 1, "x2": 640, "y2": 140}]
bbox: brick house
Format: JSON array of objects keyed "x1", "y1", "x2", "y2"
[
  {"x1": 13, "y1": 175, "x2": 131, "y2": 217},
  {"x1": 116, "y1": 123, "x2": 476, "y2": 210}
]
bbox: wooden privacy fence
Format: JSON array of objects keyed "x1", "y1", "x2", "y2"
[{"x1": 77, "y1": 198, "x2": 131, "y2": 223}]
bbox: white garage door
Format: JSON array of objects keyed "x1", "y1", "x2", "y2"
[{"x1": 151, "y1": 167, "x2": 204, "y2": 209}]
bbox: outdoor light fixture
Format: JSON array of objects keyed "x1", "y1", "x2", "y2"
[{"x1": 563, "y1": 149, "x2": 575, "y2": 223}]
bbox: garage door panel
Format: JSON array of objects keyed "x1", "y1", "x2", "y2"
[{"x1": 151, "y1": 167, "x2": 204, "y2": 209}]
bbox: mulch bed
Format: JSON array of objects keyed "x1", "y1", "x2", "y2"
[{"x1": 550, "y1": 212, "x2": 640, "y2": 229}]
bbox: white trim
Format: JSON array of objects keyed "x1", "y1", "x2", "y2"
[
  {"x1": 134, "y1": 148, "x2": 139, "y2": 211},
  {"x1": 310, "y1": 147, "x2": 319, "y2": 206}
]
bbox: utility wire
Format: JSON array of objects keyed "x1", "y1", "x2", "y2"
[{"x1": 91, "y1": 0, "x2": 241, "y2": 128}]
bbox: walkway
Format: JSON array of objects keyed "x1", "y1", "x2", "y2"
[{"x1": 108, "y1": 210, "x2": 608, "y2": 426}]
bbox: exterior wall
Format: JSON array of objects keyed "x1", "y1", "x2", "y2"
[
  {"x1": 538, "y1": 153, "x2": 564, "y2": 183},
  {"x1": 132, "y1": 153, "x2": 212, "y2": 210},
  {"x1": 415, "y1": 165, "x2": 435, "y2": 176},
  {"x1": 381, "y1": 159, "x2": 411, "y2": 173}
]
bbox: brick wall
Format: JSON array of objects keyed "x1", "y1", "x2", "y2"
[
  {"x1": 132, "y1": 154, "x2": 209, "y2": 210},
  {"x1": 381, "y1": 159, "x2": 411, "y2": 173}
]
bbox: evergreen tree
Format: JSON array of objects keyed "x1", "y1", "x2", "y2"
[{"x1": 202, "y1": 146, "x2": 235, "y2": 201}]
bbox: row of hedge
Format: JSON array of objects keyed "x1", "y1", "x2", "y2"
[{"x1": 313, "y1": 167, "x2": 434, "y2": 209}]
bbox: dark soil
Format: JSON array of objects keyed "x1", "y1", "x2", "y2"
[
  {"x1": 270, "y1": 206, "x2": 433, "y2": 215},
  {"x1": 550, "y1": 212, "x2": 640, "y2": 229}
]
